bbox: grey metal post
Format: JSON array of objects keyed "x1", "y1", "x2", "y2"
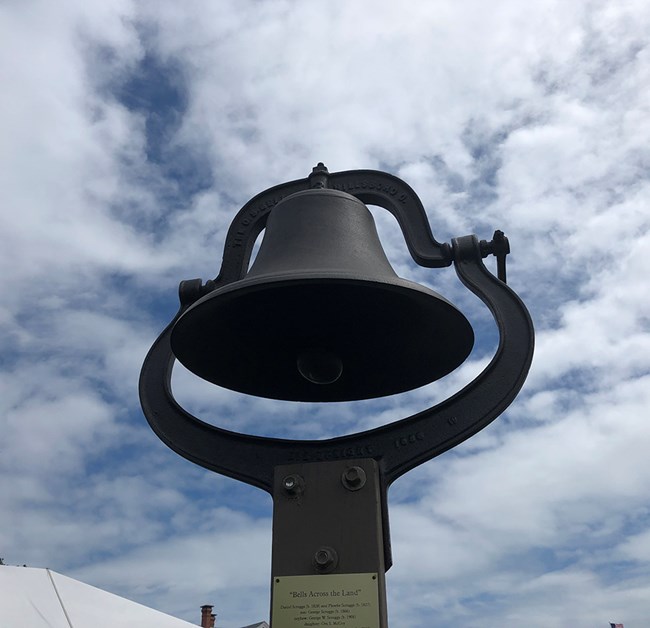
[{"x1": 271, "y1": 459, "x2": 388, "y2": 628}]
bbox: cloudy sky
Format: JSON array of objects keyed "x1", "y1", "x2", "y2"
[{"x1": 1, "y1": 0, "x2": 649, "y2": 626}]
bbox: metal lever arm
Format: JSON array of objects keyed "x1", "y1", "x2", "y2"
[
  {"x1": 379, "y1": 234, "x2": 533, "y2": 484},
  {"x1": 139, "y1": 312, "x2": 294, "y2": 492}
]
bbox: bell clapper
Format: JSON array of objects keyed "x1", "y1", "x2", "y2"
[{"x1": 297, "y1": 350, "x2": 343, "y2": 385}]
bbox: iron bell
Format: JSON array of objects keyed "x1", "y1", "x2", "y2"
[{"x1": 171, "y1": 188, "x2": 474, "y2": 402}]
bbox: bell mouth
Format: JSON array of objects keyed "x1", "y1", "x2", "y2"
[{"x1": 170, "y1": 275, "x2": 474, "y2": 402}]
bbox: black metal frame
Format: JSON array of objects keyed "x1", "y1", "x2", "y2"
[{"x1": 139, "y1": 165, "x2": 534, "y2": 575}]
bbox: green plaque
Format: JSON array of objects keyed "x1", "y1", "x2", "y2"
[{"x1": 272, "y1": 572, "x2": 380, "y2": 627}]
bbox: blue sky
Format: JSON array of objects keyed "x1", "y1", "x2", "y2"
[{"x1": 1, "y1": 1, "x2": 649, "y2": 626}]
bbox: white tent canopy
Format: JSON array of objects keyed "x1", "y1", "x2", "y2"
[{"x1": 0, "y1": 566, "x2": 199, "y2": 628}]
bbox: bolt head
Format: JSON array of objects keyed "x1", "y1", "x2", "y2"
[
  {"x1": 281, "y1": 474, "x2": 304, "y2": 496},
  {"x1": 315, "y1": 549, "x2": 332, "y2": 566},
  {"x1": 341, "y1": 465, "x2": 366, "y2": 491},
  {"x1": 313, "y1": 546, "x2": 338, "y2": 572}
]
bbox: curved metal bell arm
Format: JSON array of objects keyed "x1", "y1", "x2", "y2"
[
  {"x1": 325, "y1": 169, "x2": 452, "y2": 268},
  {"x1": 139, "y1": 234, "x2": 533, "y2": 493},
  {"x1": 139, "y1": 310, "x2": 295, "y2": 492},
  {"x1": 377, "y1": 234, "x2": 534, "y2": 485},
  {"x1": 212, "y1": 178, "x2": 308, "y2": 290}
]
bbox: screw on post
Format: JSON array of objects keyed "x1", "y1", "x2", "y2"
[
  {"x1": 282, "y1": 474, "x2": 304, "y2": 497},
  {"x1": 341, "y1": 465, "x2": 367, "y2": 491},
  {"x1": 313, "y1": 546, "x2": 338, "y2": 572}
]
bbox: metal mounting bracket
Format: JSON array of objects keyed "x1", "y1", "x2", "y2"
[{"x1": 139, "y1": 166, "x2": 534, "y2": 572}]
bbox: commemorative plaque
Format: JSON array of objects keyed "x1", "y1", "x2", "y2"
[{"x1": 272, "y1": 573, "x2": 380, "y2": 628}]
